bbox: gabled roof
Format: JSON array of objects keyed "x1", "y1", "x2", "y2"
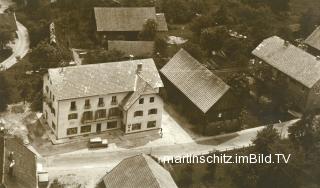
[
  {"x1": 0, "y1": 13, "x2": 17, "y2": 32},
  {"x1": 108, "y1": 40, "x2": 154, "y2": 57},
  {"x1": 0, "y1": 135, "x2": 37, "y2": 188},
  {"x1": 48, "y1": 59, "x2": 163, "y2": 100},
  {"x1": 103, "y1": 155, "x2": 178, "y2": 188},
  {"x1": 305, "y1": 26, "x2": 320, "y2": 51},
  {"x1": 94, "y1": 7, "x2": 168, "y2": 32},
  {"x1": 252, "y1": 36, "x2": 320, "y2": 88},
  {"x1": 160, "y1": 49, "x2": 230, "y2": 113}
]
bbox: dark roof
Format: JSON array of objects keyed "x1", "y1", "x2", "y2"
[
  {"x1": 0, "y1": 135, "x2": 37, "y2": 188},
  {"x1": 108, "y1": 40, "x2": 154, "y2": 57},
  {"x1": 160, "y1": 49, "x2": 230, "y2": 113},
  {"x1": 94, "y1": 7, "x2": 168, "y2": 32},
  {"x1": 0, "y1": 13, "x2": 17, "y2": 32},
  {"x1": 103, "y1": 155, "x2": 178, "y2": 188},
  {"x1": 48, "y1": 59, "x2": 163, "y2": 100},
  {"x1": 305, "y1": 26, "x2": 320, "y2": 51},
  {"x1": 252, "y1": 36, "x2": 320, "y2": 88}
]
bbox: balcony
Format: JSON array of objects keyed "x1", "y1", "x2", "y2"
[{"x1": 98, "y1": 102, "x2": 105, "y2": 108}]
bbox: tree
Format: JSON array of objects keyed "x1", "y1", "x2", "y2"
[
  {"x1": 182, "y1": 42, "x2": 205, "y2": 62},
  {"x1": 253, "y1": 126, "x2": 281, "y2": 154},
  {"x1": 29, "y1": 40, "x2": 70, "y2": 70},
  {"x1": 154, "y1": 36, "x2": 168, "y2": 56},
  {"x1": 0, "y1": 73, "x2": 9, "y2": 112},
  {"x1": 139, "y1": 19, "x2": 158, "y2": 41},
  {"x1": 82, "y1": 49, "x2": 125, "y2": 65},
  {"x1": 0, "y1": 31, "x2": 13, "y2": 50},
  {"x1": 161, "y1": 0, "x2": 193, "y2": 23}
]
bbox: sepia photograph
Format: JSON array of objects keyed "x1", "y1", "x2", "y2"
[{"x1": 0, "y1": 0, "x2": 319, "y2": 187}]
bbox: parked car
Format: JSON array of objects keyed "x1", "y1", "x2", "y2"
[{"x1": 88, "y1": 137, "x2": 108, "y2": 148}]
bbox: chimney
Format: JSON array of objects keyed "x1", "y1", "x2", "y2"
[
  {"x1": 136, "y1": 63, "x2": 142, "y2": 74},
  {"x1": 284, "y1": 40, "x2": 290, "y2": 47}
]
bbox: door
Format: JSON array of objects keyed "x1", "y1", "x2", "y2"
[{"x1": 96, "y1": 123, "x2": 101, "y2": 133}]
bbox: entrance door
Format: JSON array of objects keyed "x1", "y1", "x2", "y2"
[{"x1": 96, "y1": 123, "x2": 101, "y2": 133}]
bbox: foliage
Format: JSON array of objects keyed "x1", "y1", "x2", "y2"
[
  {"x1": 0, "y1": 31, "x2": 14, "y2": 50},
  {"x1": 0, "y1": 73, "x2": 9, "y2": 112},
  {"x1": 299, "y1": 8, "x2": 320, "y2": 37},
  {"x1": 154, "y1": 36, "x2": 168, "y2": 56},
  {"x1": 82, "y1": 49, "x2": 125, "y2": 64},
  {"x1": 29, "y1": 40, "x2": 70, "y2": 71},
  {"x1": 139, "y1": 19, "x2": 158, "y2": 41},
  {"x1": 160, "y1": 0, "x2": 193, "y2": 24},
  {"x1": 181, "y1": 42, "x2": 205, "y2": 62}
]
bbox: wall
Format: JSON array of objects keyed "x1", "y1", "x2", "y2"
[
  {"x1": 125, "y1": 92, "x2": 163, "y2": 134},
  {"x1": 57, "y1": 92, "x2": 128, "y2": 139}
]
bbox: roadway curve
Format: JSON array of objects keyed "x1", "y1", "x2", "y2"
[{"x1": 0, "y1": 0, "x2": 30, "y2": 70}]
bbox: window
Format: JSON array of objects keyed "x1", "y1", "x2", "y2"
[
  {"x1": 70, "y1": 101, "x2": 76, "y2": 111},
  {"x1": 147, "y1": 121, "x2": 156, "y2": 128},
  {"x1": 52, "y1": 122, "x2": 56, "y2": 130},
  {"x1": 111, "y1": 96, "x2": 117, "y2": 105},
  {"x1": 81, "y1": 125, "x2": 91, "y2": 133},
  {"x1": 68, "y1": 113, "x2": 78, "y2": 120},
  {"x1": 82, "y1": 111, "x2": 93, "y2": 122},
  {"x1": 95, "y1": 109, "x2": 107, "y2": 119},
  {"x1": 148, "y1": 109, "x2": 157, "y2": 115},
  {"x1": 107, "y1": 121, "x2": 117, "y2": 129},
  {"x1": 109, "y1": 107, "x2": 120, "y2": 118},
  {"x1": 150, "y1": 97, "x2": 154, "y2": 103},
  {"x1": 139, "y1": 98, "x2": 144, "y2": 104},
  {"x1": 134, "y1": 111, "x2": 143, "y2": 117},
  {"x1": 84, "y1": 99, "x2": 91, "y2": 109},
  {"x1": 51, "y1": 107, "x2": 56, "y2": 116},
  {"x1": 98, "y1": 98, "x2": 104, "y2": 107},
  {"x1": 132, "y1": 123, "x2": 141, "y2": 130},
  {"x1": 67, "y1": 127, "x2": 78, "y2": 135},
  {"x1": 45, "y1": 86, "x2": 49, "y2": 93},
  {"x1": 53, "y1": 95, "x2": 55, "y2": 102}
]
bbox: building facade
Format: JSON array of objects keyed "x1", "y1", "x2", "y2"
[
  {"x1": 252, "y1": 36, "x2": 320, "y2": 112},
  {"x1": 43, "y1": 59, "x2": 163, "y2": 139},
  {"x1": 160, "y1": 49, "x2": 240, "y2": 135}
]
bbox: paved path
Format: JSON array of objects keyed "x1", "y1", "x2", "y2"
[
  {"x1": 0, "y1": 0, "x2": 30, "y2": 70},
  {"x1": 43, "y1": 119, "x2": 300, "y2": 182}
]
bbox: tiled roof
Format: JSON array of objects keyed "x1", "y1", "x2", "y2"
[
  {"x1": 103, "y1": 155, "x2": 178, "y2": 188},
  {"x1": 155, "y1": 13, "x2": 168, "y2": 31},
  {"x1": 160, "y1": 49, "x2": 230, "y2": 113},
  {"x1": 305, "y1": 26, "x2": 320, "y2": 51},
  {"x1": 0, "y1": 13, "x2": 17, "y2": 32},
  {"x1": 108, "y1": 40, "x2": 154, "y2": 57},
  {"x1": 94, "y1": 7, "x2": 168, "y2": 32},
  {"x1": 0, "y1": 135, "x2": 37, "y2": 188},
  {"x1": 252, "y1": 36, "x2": 320, "y2": 88},
  {"x1": 48, "y1": 59, "x2": 163, "y2": 100}
]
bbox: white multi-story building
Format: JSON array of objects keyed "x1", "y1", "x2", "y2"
[{"x1": 43, "y1": 59, "x2": 164, "y2": 139}]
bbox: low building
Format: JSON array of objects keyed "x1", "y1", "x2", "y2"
[
  {"x1": 305, "y1": 26, "x2": 320, "y2": 56},
  {"x1": 252, "y1": 36, "x2": 320, "y2": 112},
  {"x1": 102, "y1": 154, "x2": 178, "y2": 188},
  {"x1": 94, "y1": 7, "x2": 168, "y2": 40},
  {"x1": 43, "y1": 59, "x2": 164, "y2": 139},
  {"x1": 160, "y1": 49, "x2": 240, "y2": 134},
  {"x1": 0, "y1": 134, "x2": 38, "y2": 188}
]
